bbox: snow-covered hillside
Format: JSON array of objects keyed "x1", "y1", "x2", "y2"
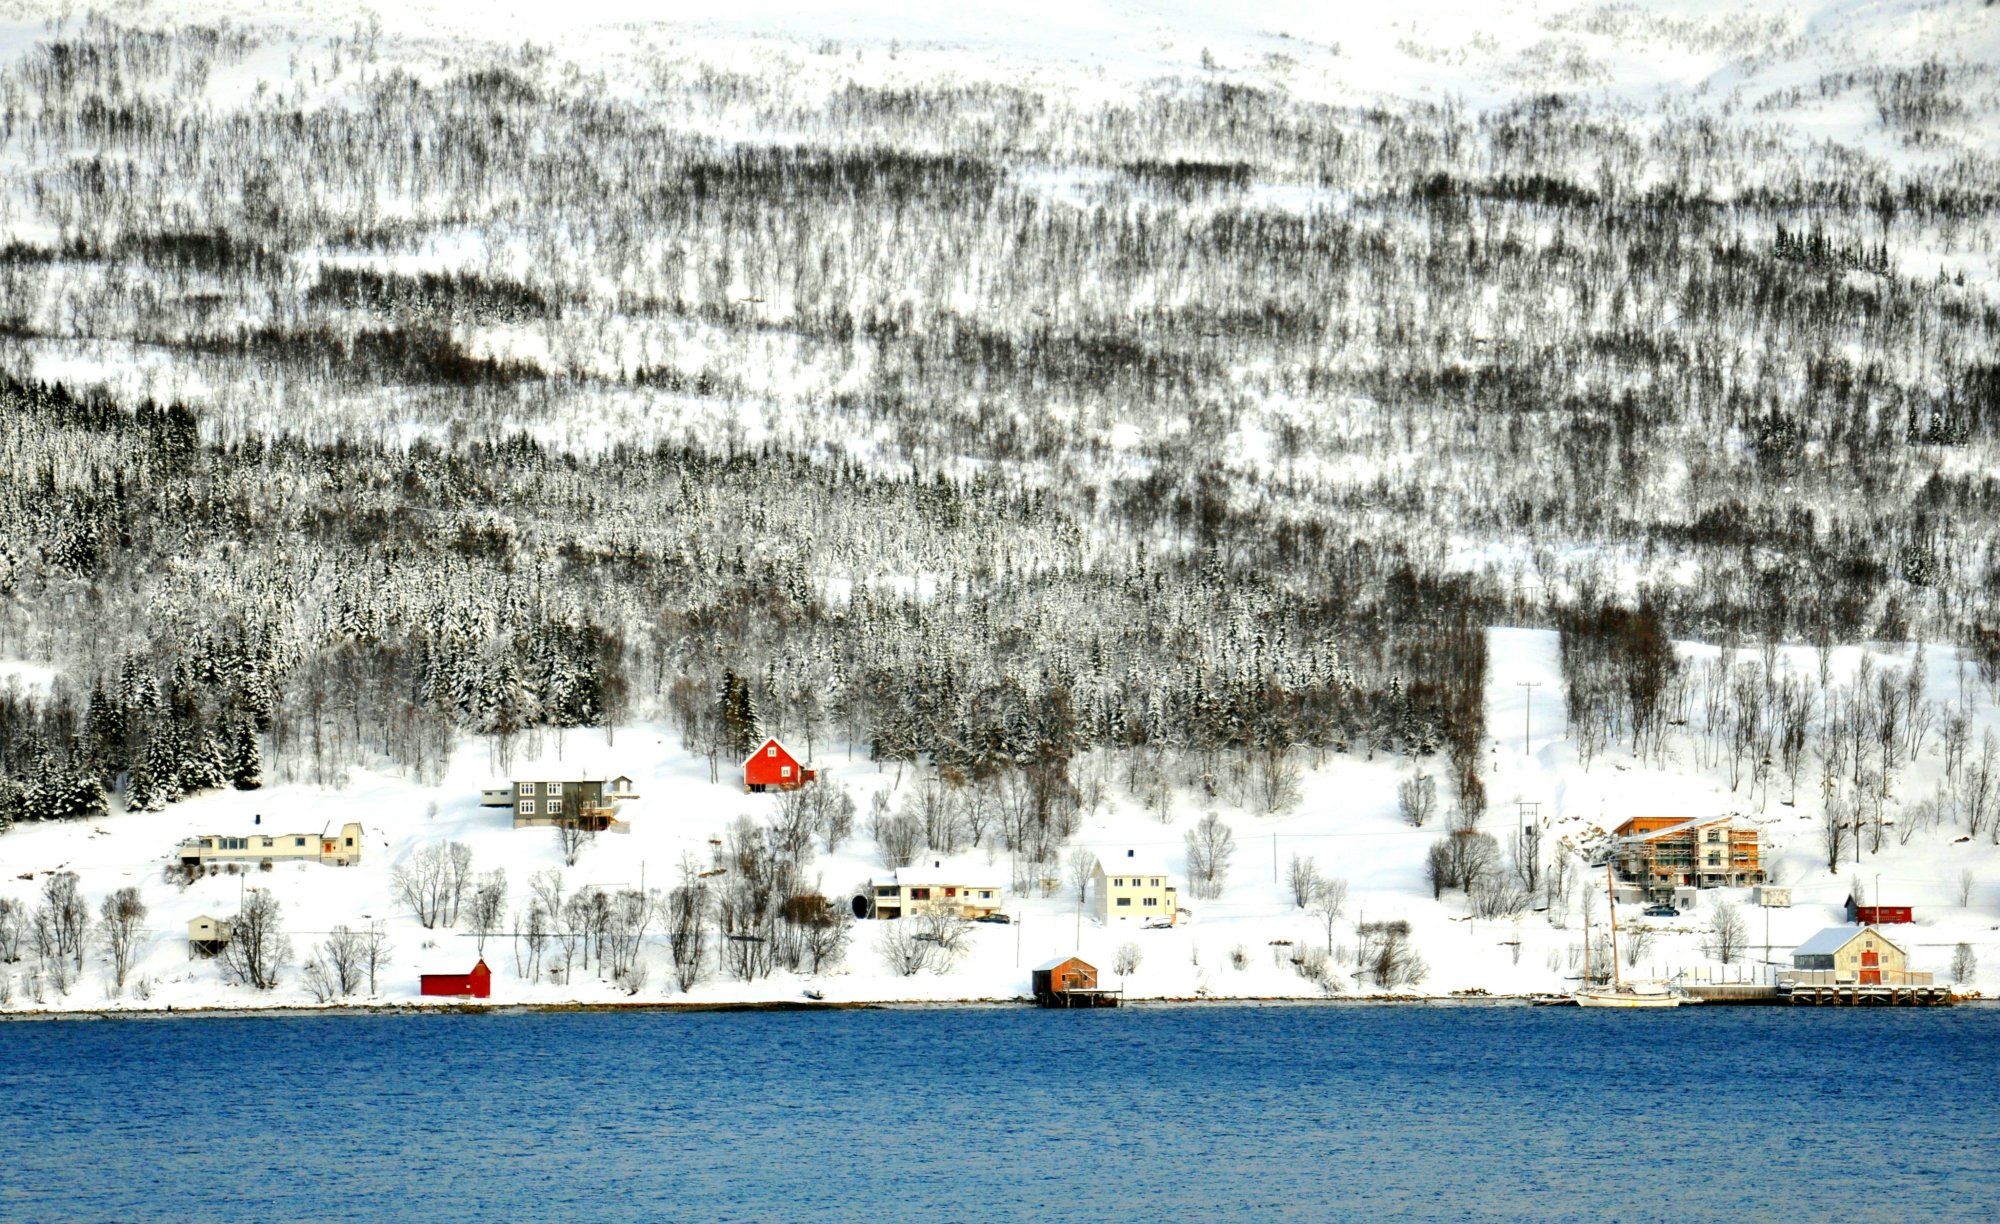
[{"x1": 3, "y1": 627, "x2": 1995, "y2": 1013}]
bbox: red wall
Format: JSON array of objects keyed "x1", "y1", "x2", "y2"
[
  {"x1": 745, "y1": 740, "x2": 805, "y2": 788},
  {"x1": 420, "y1": 962, "x2": 492, "y2": 998}
]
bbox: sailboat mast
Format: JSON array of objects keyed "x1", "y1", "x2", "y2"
[{"x1": 1606, "y1": 862, "x2": 1622, "y2": 988}]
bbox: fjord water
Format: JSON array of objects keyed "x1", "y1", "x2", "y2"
[{"x1": 3, "y1": 1006, "x2": 1995, "y2": 1221}]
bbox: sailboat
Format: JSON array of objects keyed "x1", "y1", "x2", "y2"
[{"x1": 1574, "y1": 864, "x2": 1689, "y2": 1008}]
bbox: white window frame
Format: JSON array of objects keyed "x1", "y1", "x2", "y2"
[
  {"x1": 548, "y1": 781, "x2": 563, "y2": 795},
  {"x1": 518, "y1": 782, "x2": 533, "y2": 796},
  {"x1": 520, "y1": 800, "x2": 537, "y2": 816},
  {"x1": 767, "y1": 745, "x2": 778, "y2": 758},
  {"x1": 780, "y1": 764, "x2": 792, "y2": 778}
]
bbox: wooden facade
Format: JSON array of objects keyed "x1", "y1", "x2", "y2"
[
  {"x1": 1032, "y1": 956, "x2": 1120, "y2": 1007},
  {"x1": 744, "y1": 738, "x2": 816, "y2": 792},
  {"x1": 419, "y1": 959, "x2": 492, "y2": 999}
]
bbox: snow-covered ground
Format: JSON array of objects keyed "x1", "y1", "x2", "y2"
[{"x1": 4, "y1": 626, "x2": 1996, "y2": 1014}]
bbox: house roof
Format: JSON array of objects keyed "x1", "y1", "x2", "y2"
[
  {"x1": 1620, "y1": 815, "x2": 1736, "y2": 843},
  {"x1": 740, "y1": 737, "x2": 801, "y2": 770},
  {"x1": 1094, "y1": 847, "x2": 1172, "y2": 877},
  {"x1": 1845, "y1": 895, "x2": 1910, "y2": 909},
  {"x1": 1035, "y1": 955, "x2": 1092, "y2": 972},
  {"x1": 891, "y1": 858, "x2": 1005, "y2": 889},
  {"x1": 1795, "y1": 925, "x2": 1905, "y2": 958}
]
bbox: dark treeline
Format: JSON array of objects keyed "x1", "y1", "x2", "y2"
[{"x1": 0, "y1": 372, "x2": 1485, "y2": 839}]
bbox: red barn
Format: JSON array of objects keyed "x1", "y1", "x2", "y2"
[
  {"x1": 420, "y1": 958, "x2": 492, "y2": 999},
  {"x1": 1846, "y1": 896, "x2": 1913, "y2": 925},
  {"x1": 743, "y1": 738, "x2": 815, "y2": 792}
]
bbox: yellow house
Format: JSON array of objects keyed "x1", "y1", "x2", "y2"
[
  {"x1": 176, "y1": 822, "x2": 363, "y2": 868},
  {"x1": 1093, "y1": 848, "x2": 1178, "y2": 926}
]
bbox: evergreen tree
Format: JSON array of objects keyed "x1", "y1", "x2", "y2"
[
  {"x1": 228, "y1": 719, "x2": 263, "y2": 791},
  {"x1": 125, "y1": 751, "x2": 167, "y2": 813}
]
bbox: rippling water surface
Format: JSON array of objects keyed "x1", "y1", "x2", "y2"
[{"x1": 2, "y1": 1004, "x2": 1996, "y2": 1221}]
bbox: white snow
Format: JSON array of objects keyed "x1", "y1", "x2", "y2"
[{"x1": 4, "y1": 626, "x2": 1998, "y2": 1014}]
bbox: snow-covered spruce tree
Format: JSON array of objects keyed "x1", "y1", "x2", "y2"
[{"x1": 227, "y1": 719, "x2": 262, "y2": 790}]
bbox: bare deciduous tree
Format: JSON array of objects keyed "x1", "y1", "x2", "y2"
[
  {"x1": 1184, "y1": 812, "x2": 1235, "y2": 900},
  {"x1": 1704, "y1": 901, "x2": 1747, "y2": 966},
  {"x1": 98, "y1": 887, "x2": 146, "y2": 991},
  {"x1": 221, "y1": 889, "x2": 291, "y2": 990},
  {"x1": 1115, "y1": 941, "x2": 1142, "y2": 975},
  {"x1": 1398, "y1": 773, "x2": 1438, "y2": 827},
  {"x1": 468, "y1": 869, "x2": 508, "y2": 956},
  {"x1": 1310, "y1": 875, "x2": 1349, "y2": 953},
  {"x1": 1287, "y1": 854, "x2": 1317, "y2": 908}
]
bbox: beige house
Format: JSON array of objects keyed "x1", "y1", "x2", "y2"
[
  {"x1": 859, "y1": 859, "x2": 1004, "y2": 920},
  {"x1": 176, "y1": 822, "x2": 363, "y2": 868},
  {"x1": 1786, "y1": 925, "x2": 1929, "y2": 986},
  {"x1": 1093, "y1": 848, "x2": 1178, "y2": 925}
]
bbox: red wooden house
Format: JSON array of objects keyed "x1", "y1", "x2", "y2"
[
  {"x1": 420, "y1": 958, "x2": 492, "y2": 999},
  {"x1": 1845, "y1": 896, "x2": 1913, "y2": 925},
  {"x1": 743, "y1": 738, "x2": 815, "y2": 792}
]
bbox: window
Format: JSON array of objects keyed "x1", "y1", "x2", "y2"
[
  {"x1": 1113, "y1": 878, "x2": 1124, "y2": 887},
  {"x1": 295, "y1": 837, "x2": 307, "y2": 847},
  {"x1": 1707, "y1": 830, "x2": 1721, "y2": 843},
  {"x1": 767, "y1": 745, "x2": 777, "y2": 757},
  {"x1": 549, "y1": 782, "x2": 562, "y2": 795},
  {"x1": 910, "y1": 888, "x2": 931, "y2": 901},
  {"x1": 547, "y1": 800, "x2": 563, "y2": 817},
  {"x1": 1116, "y1": 897, "x2": 1132, "y2": 907},
  {"x1": 1144, "y1": 897, "x2": 1159, "y2": 907},
  {"x1": 521, "y1": 800, "x2": 537, "y2": 815},
  {"x1": 519, "y1": 782, "x2": 533, "y2": 796},
  {"x1": 781, "y1": 764, "x2": 792, "y2": 778},
  {"x1": 1151, "y1": 878, "x2": 1161, "y2": 886},
  {"x1": 345, "y1": 837, "x2": 354, "y2": 847}
]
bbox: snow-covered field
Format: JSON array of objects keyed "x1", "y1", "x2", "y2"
[{"x1": 4, "y1": 626, "x2": 1996, "y2": 1014}]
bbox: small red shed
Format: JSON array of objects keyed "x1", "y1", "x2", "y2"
[
  {"x1": 1845, "y1": 896, "x2": 1913, "y2": 925},
  {"x1": 420, "y1": 958, "x2": 492, "y2": 999},
  {"x1": 743, "y1": 738, "x2": 815, "y2": 792}
]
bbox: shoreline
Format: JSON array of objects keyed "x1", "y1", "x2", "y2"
[
  {"x1": 0, "y1": 992, "x2": 1547, "y2": 1022},
  {"x1": 3, "y1": 988, "x2": 1984, "y2": 1023}
]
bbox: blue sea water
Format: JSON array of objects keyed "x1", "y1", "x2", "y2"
[{"x1": 1, "y1": 1003, "x2": 1995, "y2": 1222}]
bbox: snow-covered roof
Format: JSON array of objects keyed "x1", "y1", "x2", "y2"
[
  {"x1": 740, "y1": 737, "x2": 803, "y2": 770},
  {"x1": 410, "y1": 947, "x2": 490, "y2": 975},
  {"x1": 1035, "y1": 955, "x2": 1090, "y2": 972},
  {"x1": 1795, "y1": 925, "x2": 1904, "y2": 958},
  {"x1": 1621, "y1": 815, "x2": 1737, "y2": 842},
  {"x1": 891, "y1": 857, "x2": 1004, "y2": 889},
  {"x1": 1094, "y1": 847, "x2": 1171, "y2": 877}
]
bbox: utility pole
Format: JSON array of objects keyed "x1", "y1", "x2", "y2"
[
  {"x1": 1518, "y1": 681, "x2": 1541, "y2": 757},
  {"x1": 1272, "y1": 832, "x2": 1278, "y2": 884}
]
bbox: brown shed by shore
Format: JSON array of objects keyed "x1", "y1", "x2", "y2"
[{"x1": 1032, "y1": 956, "x2": 1119, "y2": 1007}]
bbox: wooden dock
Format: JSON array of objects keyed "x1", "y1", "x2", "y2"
[
  {"x1": 1787, "y1": 983, "x2": 1954, "y2": 1007},
  {"x1": 1036, "y1": 987, "x2": 1123, "y2": 1009}
]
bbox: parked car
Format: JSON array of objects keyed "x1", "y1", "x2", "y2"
[
  {"x1": 975, "y1": 913, "x2": 1012, "y2": 924},
  {"x1": 1142, "y1": 918, "x2": 1174, "y2": 930},
  {"x1": 1643, "y1": 904, "x2": 1679, "y2": 918}
]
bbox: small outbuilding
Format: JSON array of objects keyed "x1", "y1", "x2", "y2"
[
  {"x1": 187, "y1": 914, "x2": 232, "y2": 958},
  {"x1": 419, "y1": 958, "x2": 493, "y2": 999},
  {"x1": 1032, "y1": 956, "x2": 1119, "y2": 1008},
  {"x1": 1845, "y1": 896, "x2": 1913, "y2": 925},
  {"x1": 1752, "y1": 885, "x2": 1791, "y2": 908},
  {"x1": 744, "y1": 738, "x2": 815, "y2": 792}
]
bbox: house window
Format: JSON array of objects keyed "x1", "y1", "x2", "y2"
[
  {"x1": 910, "y1": 888, "x2": 931, "y2": 901},
  {"x1": 295, "y1": 837, "x2": 307, "y2": 847},
  {"x1": 1113, "y1": 878, "x2": 1125, "y2": 887},
  {"x1": 521, "y1": 800, "x2": 537, "y2": 815},
  {"x1": 519, "y1": 782, "x2": 532, "y2": 796},
  {"x1": 781, "y1": 764, "x2": 792, "y2": 778},
  {"x1": 1116, "y1": 897, "x2": 1132, "y2": 907},
  {"x1": 345, "y1": 837, "x2": 354, "y2": 847},
  {"x1": 1151, "y1": 878, "x2": 1161, "y2": 886},
  {"x1": 547, "y1": 800, "x2": 563, "y2": 817},
  {"x1": 768, "y1": 745, "x2": 777, "y2": 757},
  {"x1": 1144, "y1": 897, "x2": 1159, "y2": 907},
  {"x1": 549, "y1": 782, "x2": 562, "y2": 795}
]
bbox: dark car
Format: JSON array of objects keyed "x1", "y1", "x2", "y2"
[
  {"x1": 1643, "y1": 904, "x2": 1679, "y2": 918},
  {"x1": 975, "y1": 913, "x2": 1012, "y2": 924}
]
